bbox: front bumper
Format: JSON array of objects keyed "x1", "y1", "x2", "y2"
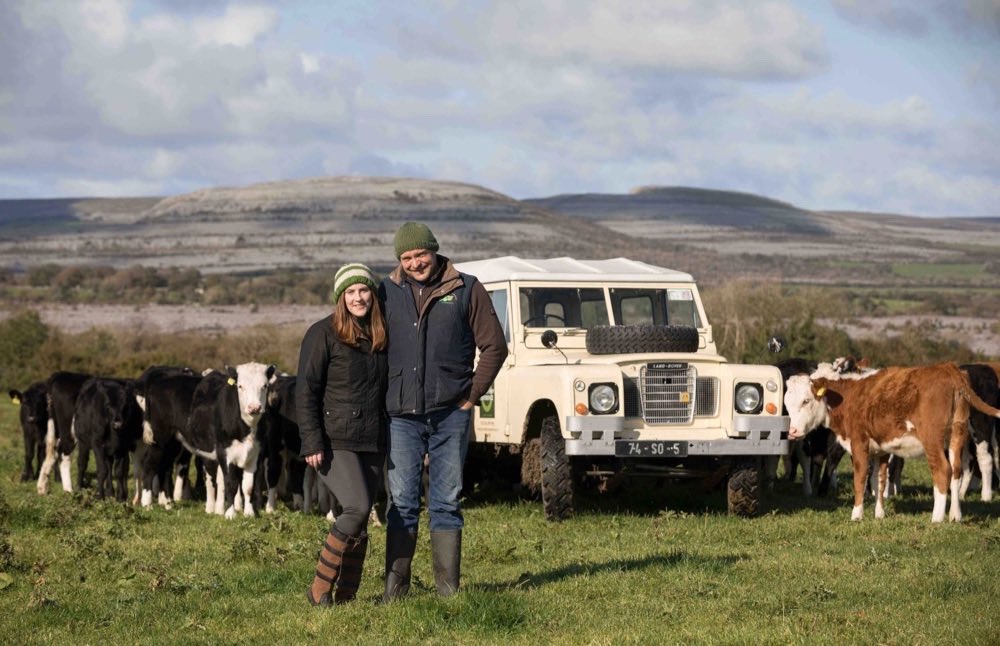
[{"x1": 564, "y1": 415, "x2": 789, "y2": 457}]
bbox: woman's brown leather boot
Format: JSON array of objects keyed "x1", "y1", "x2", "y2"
[{"x1": 307, "y1": 527, "x2": 351, "y2": 607}]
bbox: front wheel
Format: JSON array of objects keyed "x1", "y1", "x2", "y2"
[
  {"x1": 521, "y1": 415, "x2": 574, "y2": 521},
  {"x1": 727, "y1": 458, "x2": 762, "y2": 517}
]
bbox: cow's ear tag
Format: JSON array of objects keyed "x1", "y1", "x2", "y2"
[
  {"x1": 815, "y1": 386, "x2": 826, "y2": 397},
  {"x1": 227, "y1": 377, "x2": 237, "y2": 386},
  {"x1": 10, "y1": 396, "x2": 20, "y2": 405}
]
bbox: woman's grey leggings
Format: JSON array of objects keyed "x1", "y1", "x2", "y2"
[{"x1": 316, "y1": 450, "x2": 383, "y2": 537}]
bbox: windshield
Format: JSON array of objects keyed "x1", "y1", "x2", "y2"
[
  {"x1": 610, "y1": 287, "x2": 701, "y2": 327},
  {"x1": 519, "y1": 287, "x2": 609, "y2": 328},
  {"x1": 518, "y1": 286, "x2": 701, "y2": 328}
]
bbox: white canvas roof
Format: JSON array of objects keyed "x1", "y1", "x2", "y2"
[{"x1": 455, "y1": 256, "x2": 694, "y2": 284}]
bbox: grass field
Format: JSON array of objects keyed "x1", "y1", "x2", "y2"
[
  {"x1": 1, "y1": 406, "x2": 999, "y2": 645},
  {"x1": 890, "y1": 262, "x2": 986, "y2": 280}
]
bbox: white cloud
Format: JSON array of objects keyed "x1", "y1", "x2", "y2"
[
  {"x1": 192, "y1": 4, "x2": 278, "y2": 47},
  {"x1": 0, "y1": 1, "x2": 995, "y2": 216}
]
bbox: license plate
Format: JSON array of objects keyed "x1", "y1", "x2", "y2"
[{"x1": 615, "y1": 440, "x2": 687, "y2": 457}]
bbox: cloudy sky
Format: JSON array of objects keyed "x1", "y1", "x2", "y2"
[{"x1": 1, "y1": 1, "x2": 998, "y2": 217}]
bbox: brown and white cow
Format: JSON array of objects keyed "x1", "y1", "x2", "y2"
[{"x1": 784, "y1": 362, "x2": 1000, "y2": 523}]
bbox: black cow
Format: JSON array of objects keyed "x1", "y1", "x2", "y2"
[
  {"x1": 181, "y1": 362, "x2": 275, "y2": 518},
  {"x1": 37, "y1": 371, "x2": 91, "y2": 495},
  {"x1": 259, "y1": 374, "x2": 306, "y2": 513},
  {"x1": 959, "y1": 363, "x2": 1000, "y2": 501},
  {"x1": 133, "y1": 365, "x2": 200, "y2": 503},
  {"x1": 9, "y1": 382, "x2": 49, "y2": 482},
  {"x1": 71, "y1": 378, "x2": 143, "y2": 501},
  {"x1": 138, "y1": 369, "x2": 204, "y2": 509}
]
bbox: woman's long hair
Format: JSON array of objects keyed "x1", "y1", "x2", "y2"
[{"x1": 332, "y1": 286, "x2": 387, "y2": 351}]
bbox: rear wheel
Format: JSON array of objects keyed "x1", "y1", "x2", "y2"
[{"x1": 727, "y1": 459, "x2": 761, "y2": 517}]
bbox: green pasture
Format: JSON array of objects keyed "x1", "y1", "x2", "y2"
[
  {"x1": 1, "y1": 406, "x2": 999, "y2": 645},
  {"x1": 890, "y1": 262, "x2": 986, "y2": 280}
]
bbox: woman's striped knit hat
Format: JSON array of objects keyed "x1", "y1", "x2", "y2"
[{"x1": 332, "y1": 263, "x2": 378, "y2": 304}]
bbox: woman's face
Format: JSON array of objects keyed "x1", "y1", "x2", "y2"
[{"x1": 343, "y1": 283, "x2": 373, "y2": 318}]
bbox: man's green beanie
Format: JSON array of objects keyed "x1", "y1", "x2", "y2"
[{"x1": 393, "y1": 221, "x2": 439, "y2": 258}]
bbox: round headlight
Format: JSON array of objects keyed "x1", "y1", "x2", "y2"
[
  {"x1": 589, "y1": 384, "x2": 617, "y2": 414},
  {"x1": 735, "y1": 384, "x2": 762, "y2": 413}
]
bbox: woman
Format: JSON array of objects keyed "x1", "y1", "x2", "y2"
[{"x1": 297, "y1": 262, "x2": 388, "y2": 606}]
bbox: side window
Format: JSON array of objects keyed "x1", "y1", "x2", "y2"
[{"x1": 489, "y1": 288, "x2": 510, "y2": 343}]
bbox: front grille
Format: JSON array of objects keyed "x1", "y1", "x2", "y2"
[
  {"x1": 623, "y1": 369, "x2": 719, "y2": 423},
  {"x1": 694, "y1": 377, "x2": 719, "y2": 417}
]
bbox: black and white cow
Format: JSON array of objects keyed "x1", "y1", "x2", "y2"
[
  {"x1": 37, "y1": 371, "x2": 91, "y2": 495},
  {"x1": 959, "y1": 363, "x2": 999, "y2": 501},
  {"x1": 181, "y1": 362, "x2": 275, "y2": 518},
  {"x1": 71, "y1": 378, "x2": 143, "y2": 501},
  {"x1": 138, "y1": 370, "x2": 204, "y2": 509},
  {"x1": 259, "y1": 374, "x2": 306, "y2": 513},
  {"x1": 9, "y1": 382, "x2": 49, "y2": 482}
]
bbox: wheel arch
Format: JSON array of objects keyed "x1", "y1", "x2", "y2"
[{"x1": 522, "y1": 399, "x2": 558, "y2": 445}]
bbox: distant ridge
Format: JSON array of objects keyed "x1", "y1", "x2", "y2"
[
  {"x1": 525, "y1": 185, "x2": 829, "y2": 235},
  {"x1": 0, "y1": 176, "x2": 997, "y2": 283},
  {"x1": 141, "y1": 176, "x2": 520, "y2": 221}
]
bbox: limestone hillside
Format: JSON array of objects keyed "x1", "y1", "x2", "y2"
[{"x1": 0, "y1": 176, "x2": 997, "y2": 286}]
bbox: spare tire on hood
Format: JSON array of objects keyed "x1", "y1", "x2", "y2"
[{"x1": 585, "y1": 325, "x2": 700, "y2": 355}]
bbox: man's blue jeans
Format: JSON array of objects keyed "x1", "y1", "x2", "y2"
[{"x1": 386, "y1": 406, "x2": 471, "y2": 532}]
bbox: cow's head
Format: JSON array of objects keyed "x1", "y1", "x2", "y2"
[
  {"x1": 784, "y1": 375, "x2": 831, "y2": 440},
  {"x1": 101, "y1": 380, "x2": 139, "y2": 432},
  {"x1": 227, "y1": 362, "x2": 278, "y2": 425},
  {"x1": 10, "y1": 384, "x2": 48, "y2": 427}
]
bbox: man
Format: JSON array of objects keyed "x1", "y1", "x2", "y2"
[{"x1": 379, "y1": 221, "x2": 508, "y2": 600}]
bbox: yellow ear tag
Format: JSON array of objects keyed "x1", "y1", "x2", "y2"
[
  {"x1": 11, "y1": 396, "x2": 20, "y2": 405},
  {"x1": 815, "y1": 386, "x2": 826, "y2": 397},
  {"x1": 227, "y1": 377, "x2": 237, "y2": 386}
]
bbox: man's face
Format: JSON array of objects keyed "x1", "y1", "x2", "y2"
[{"x1": 399, "y1": 248, "x2": 437, "y2": 282}]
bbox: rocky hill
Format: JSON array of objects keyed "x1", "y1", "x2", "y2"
[{"x1": 0, "y1": 177, "x2": 997, "y2": 287}]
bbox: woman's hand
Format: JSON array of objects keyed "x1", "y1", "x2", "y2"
[{"x1": 305, "y1": 452, "x2": 324, "y2": 469}]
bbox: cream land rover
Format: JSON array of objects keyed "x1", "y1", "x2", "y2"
[{"x1": 455, "y1": 256, "x2": 789, "y2": 520}]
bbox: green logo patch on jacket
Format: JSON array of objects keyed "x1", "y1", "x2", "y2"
[{"x1": 440, "y1": 294, "x2": 456, "y2": 303}]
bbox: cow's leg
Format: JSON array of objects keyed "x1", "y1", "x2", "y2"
[
  {"x1": 157, "y1": 444, "x2": 177, "y2": 511},
  {"x1": 948, "y1": 445, "x2": 965, "y2": 522},
  {"x1": 801, "y1": 451, "x2": 813, "y2": 497},
  {"x1": 874, "y1": 455, "x2": 890, "y2": 519},
  {"x1": 223, "y1": 462, "x2": 242, "y2": 519},
  {"x1": 289, "y1": 459, "x2": 306, "y2": 511},
  {"x1": 201, "y1": 461, "x2": 218, "y2": 514},
  {"x1": 265, "y1": 450, "x2": 283, "y2": 514},
  {"x1": 173, "y1": 451, "x2": 190, "y2": 503},
  {"x1": 92, "y1": 450, "x2": 108, "y2": 499},
  {"x1": 76, "y1": 439, "x2": 90, "y2": 491},
  {"x1": 113, "y1": 454, "x2": 129, "y2": 502},
  {"x1": 241, "y1": 466, "x2": 257, "y2": 517},
  {"x1": 762, "y1": 455, "x2": 779, "y2": 492},
  {"x1": 212, "y1": 464, "x2": 226, "y2": 515},
  {"x1": 959, "y1": 436, "x2": 977, "y2": 499},
  {"x1": 924, "y1": 437, "x2": 952, "y2": 523},
  {"x1": 140, "y1": 445, "x2": 158, "y2": 507},
  {"x1": 59, "y1": 452, "x2": 73, "y2": 493},
  {"x1": 302, "y1": 466, "x2": 316, "y2": 514},
  {"x1": 849, "y1": 442, "x2": 869, "y2": 521},
  {"x1": 21, "y1": 430, "x2": 35, "y2": 482},
  {"x1": 974, "y1": 439, "x2": 993, "y2": 501},
  {"x1": 37, "y1": 420, "x2": 57, "y2": 495},
  {"x1": 33, "y1": 437, "x2": 45, "y2": 480}
]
